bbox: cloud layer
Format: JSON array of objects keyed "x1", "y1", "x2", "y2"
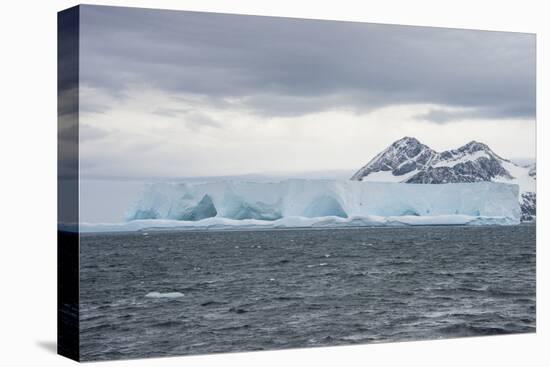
[
  {"x1": 73, "y1": 6, "x2": 536, "y2": 182},
  {"x1": 79, "y1": 5, "x2": 535, "y2": 122}
]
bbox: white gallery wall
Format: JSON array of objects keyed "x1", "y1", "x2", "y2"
[{"x1": 0, "y1": 0, "x2": 546, "y2": 366}]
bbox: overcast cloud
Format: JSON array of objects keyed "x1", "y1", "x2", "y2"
[
  {"x1": 75, "y1": 5, "x2": 536, "y2": 180},
  {"x1": 80, "y1": 5, "x2": 535, "y2": 120}
]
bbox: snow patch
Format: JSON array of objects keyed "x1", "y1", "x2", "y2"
[
  {"x1": 432, "y1": 150, "x2": 490, "y2": 168},
  {"x1": 494, "y1": 161, "x2": 535, "y2": 194},
  {"x1": 359, "y1": 169, "x2": 418, "y2": 183}
]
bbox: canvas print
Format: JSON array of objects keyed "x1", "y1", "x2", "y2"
[{"x1": 58, "y1": 5, "x2": 536, "y2": 362}]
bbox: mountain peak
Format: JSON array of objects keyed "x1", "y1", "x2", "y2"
[
  {"x1": 350, "y1": 136, "x2": 436, "y2": 181},
  {"x1": 392, "y1": 136, "x2": 421, "y2": 147},
  {"x1": 459, "y1": 140, "x2": 490, "y2": 153},
  {"x1": 351, "y1": 136, "x2": 513, "y2": 183},
  {"x1": 350, "y1": 136, "x2": 535, "y2": 220}
]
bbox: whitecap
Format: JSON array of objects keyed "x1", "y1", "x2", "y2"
[{"x1": 145, "y1": 291, "x2": 184, "y2": 299}]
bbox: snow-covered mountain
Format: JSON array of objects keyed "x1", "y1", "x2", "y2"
[{"x1": 351, "y1": 137, "x2": 536, "y2": 221}]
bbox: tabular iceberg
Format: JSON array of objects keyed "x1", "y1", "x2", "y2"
[{"x1": 80, "y1": 179, "x2": 523, "y2": 232}]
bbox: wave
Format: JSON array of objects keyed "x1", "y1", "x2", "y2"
[
  {"x1": 437, "y1": 323, "x2": 514, "y2": 336},
  {"x1": 145, "y1": 291, "x2": 184, "y2": 299}
]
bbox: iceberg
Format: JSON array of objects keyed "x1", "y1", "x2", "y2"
[
  {"x1": 129, "y1": 179, "x2": 520, "y2": 219},
  {"x1": 71, "y1": 179, "x2": 522, "y2": 233},
  {"x1": 78, "y1": 180, "x2": 520, "y2": 232}
]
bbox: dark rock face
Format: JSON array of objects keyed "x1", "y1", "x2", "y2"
[
  {"x1": 351, "y1": 137, "x2": 536, "y2": 221},
  {"x1": 350, "y1": 137, "x2": 437, "y2": 180},
  {"x1": 352, "y1": 137, "x2": 514, "y2": 184},
  {"x1": 406, "y1": 157, "x2": 512, "y2": 184},
  {"x1": 520, "y1": 192, "x2": 536, "y2": 221},
  {"x1": 528, "y1": 164, "x2": 536, "y2": 178}
]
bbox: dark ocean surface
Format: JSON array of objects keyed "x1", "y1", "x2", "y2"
[{"x1": 79, "y1": 225, "x2": 536, "y2": 361}]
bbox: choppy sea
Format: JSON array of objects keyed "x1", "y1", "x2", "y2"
[{"x1": 79, "y1": 225, "x2": 536, "y2": 361}]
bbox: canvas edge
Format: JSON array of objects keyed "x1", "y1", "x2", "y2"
[{"x1": 57, "y1": 4, "x2": 81, "y2": 362}]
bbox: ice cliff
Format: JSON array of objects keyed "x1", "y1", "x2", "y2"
[{"x1": 116, "y1": 180, "x2": 520, "y2": 231}]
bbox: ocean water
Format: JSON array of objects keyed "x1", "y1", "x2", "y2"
[{"x1": 79, "y1": 225, "x2": 536, "y2": 361}]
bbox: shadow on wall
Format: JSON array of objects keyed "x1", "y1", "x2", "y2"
[{"x1": 36, "y1": 340, "x2": 57, "y2": 354}]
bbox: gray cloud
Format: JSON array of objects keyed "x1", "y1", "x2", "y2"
[
  {"x1": 182, "y1": 112, "x2": 222, "y2": 130},
  {"x1": 79, "y1": 5, "x2": 535, "y2": 121},
  {"x1": 416, "y1": 104, "x2": 536, "y2": 124},
  {"x1": 80, "y1": 123, "x2": 110, "y2": 141},
  {"x1": 152, "y1": 107, "x2": 193, "y2": 118},
  {"x1": 151, "y1": 107, "x2": 222, "y2": 130}
]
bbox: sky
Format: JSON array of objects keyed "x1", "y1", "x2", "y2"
[{"x1": 77, "y1": 5, "x2": 536, "y2": 180}]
